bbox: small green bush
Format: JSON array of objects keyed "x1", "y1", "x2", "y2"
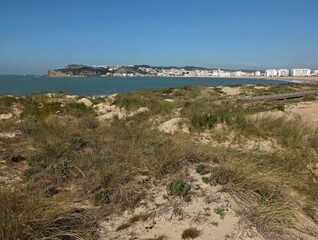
[
  {"x1": 195, "y1": 164, "x2": 209, "y2": 175},
  {"x1": 167, "y1": 180, "x2": 191, "y2": 197},
  {"x1": 214, "y1": 206, "x2": 228, "y2": 219}
]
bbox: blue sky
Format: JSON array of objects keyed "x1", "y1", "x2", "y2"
[{"x1": 1, "y1": 0, "x2": 318, "y2": 74}]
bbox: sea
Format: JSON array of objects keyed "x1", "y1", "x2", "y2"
[{"x1": 0, "y1": 75, "x2": 291, "y2": 96}]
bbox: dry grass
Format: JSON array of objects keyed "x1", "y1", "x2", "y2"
[
  {"x1": 1, "y1": 84, "x2": 318, "y2": 239},
  {"x1": 0, "y1": 190, "x2": 97, "y2": 240}
]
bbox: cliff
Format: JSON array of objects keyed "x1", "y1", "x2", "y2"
[{"x1": 46, "y1": 65, "x2": 110, "y2": 77}]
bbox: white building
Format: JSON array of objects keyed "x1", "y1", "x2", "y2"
[
  {"x1": 255, "y1": 71, "x2": 261, "y2": 77},
  {"x1": 312, "y1": 70, "x2": 318, "y2": 76},
  {"x1": 277, "y1": 69, "x2": 289, "y2": 77},
  {"x1": 265, "y1": 69, "x2": 278, "y2": 77},
  {"x1": 291, "y1": 68, "x2": 311, "y2": 77}
]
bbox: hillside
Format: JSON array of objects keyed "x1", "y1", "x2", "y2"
[{"x1": 1, "y1": 83, "x2": 318, "y2": 239}]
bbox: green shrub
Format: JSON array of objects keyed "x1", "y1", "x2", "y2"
[
  {"x1": 214, "y1": 206, "x2": 228, "y2": 219},
  {"x1": 167, "y1": 180, "x2": 191, "y2": 197},
  {"x1": 195, "y1": 164, "x2": 209, "y2": 175}
]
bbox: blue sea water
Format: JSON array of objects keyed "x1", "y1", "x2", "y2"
[{"x1": 0, "y1": 75, "x2": 290, "y2": 96}]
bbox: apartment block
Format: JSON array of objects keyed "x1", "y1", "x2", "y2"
[
  {"x1": 277, "y1": 69, "x2": 289, "y2": 77},
  {"x1": 265, "y1": 69, "x2": 278, "y2": 77},
  {"x1": 291, "y1": 68, "x2": 311, "y2": 77}
]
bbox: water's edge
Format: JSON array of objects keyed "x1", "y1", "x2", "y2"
[{"x1": 0, "y1": 75, "x2": 294, "y2": 96}]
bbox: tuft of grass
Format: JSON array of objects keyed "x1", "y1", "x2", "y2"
[
  {"x1": 94, "y1": 189, "x2": 111, "y2": 206},
  {"x1": 195, "y1": 164, "x2": 209, "y2": 175},
  {"x1": 4, "y1": 154, "x2": 25, "y2": 163},
  {"x1": 181, "y1": 227, "x2": 200, "y2": 239},
  {"x1": 0, "y1": 190, "x2": 97, "y2": 240},
  {"x1": 42, "y1": 186, "x2": 58, "y2": 197},
  {"x1": 167, "y1": 180, "x2": 191, "y2": 197},
  {"x1": 303, "y1": 204, "x2": 317, "y2": 221}
]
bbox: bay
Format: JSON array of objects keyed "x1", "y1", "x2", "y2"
[{"x1": 0, "y1": 75, "x2": 289, "y2": 96}]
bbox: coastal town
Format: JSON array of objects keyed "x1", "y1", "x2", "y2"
[{"x1": 47, "y1": 64, "x2": 318, "y2": 78}]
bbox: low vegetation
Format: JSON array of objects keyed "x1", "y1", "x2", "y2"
[{"x1": 1, "y1": 83, "x2": 318, "y2": 239}]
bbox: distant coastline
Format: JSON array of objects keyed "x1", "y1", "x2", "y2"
[{"x1": 46, "y1": 64, "x2": 318, "y2": 83}]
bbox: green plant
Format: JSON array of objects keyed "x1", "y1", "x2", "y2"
[
  {"x1": 214, "y1": 206, "x2": 228, "y2": 219},
  {"x1": 195, "y1": 164, "x2": 209, "y2": 175},
  {"x1": 167, "y1": 180, "x2": 191, "y2": 197}
]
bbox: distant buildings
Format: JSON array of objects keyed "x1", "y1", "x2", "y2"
[
  {"x1": 277, "y1": 69, "x2": 289, "y2": 77},
  {"x1": 312, "y1": 70, "x2": 318, "y2": 76},
  {"x1": 265, "y1": 69, "x2": 278, "y2": 77},
  {"x1": 291, "y1": 68, "x2": 311, "y2": 77},
  {"x1": 255, "y1": 71, "x2": 261, "y2": 77}
]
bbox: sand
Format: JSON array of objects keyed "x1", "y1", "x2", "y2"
[{"x1": 99, "y1": 169, "x2": 263, "y2": 240}]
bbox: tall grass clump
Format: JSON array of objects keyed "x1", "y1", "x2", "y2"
[{"x1": 0, "y1": 190, "x2": 97, "y2": 240}]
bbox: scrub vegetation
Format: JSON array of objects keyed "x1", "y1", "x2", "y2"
[{"x1": 1, "y1": 83, "x2": 318, "y2": 239}]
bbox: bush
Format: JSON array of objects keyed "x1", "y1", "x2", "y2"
[
  {"x1": 214, "y1": 206, "x2": 228, "y2": 219},
  {"x1": 167, "y1": 180, "x2": 191, "y2": 197},
  {"x1": 195, "y1": 164, "x2": 209, "y2": 175}
]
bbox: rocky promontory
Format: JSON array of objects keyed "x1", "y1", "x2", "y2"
[{"x1": 46, "y1": 64, "x2": 110, "y2": 77}]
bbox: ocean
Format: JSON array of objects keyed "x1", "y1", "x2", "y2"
[{"x1": 0, "y1": 75, "x2": 290, "y2": 96}]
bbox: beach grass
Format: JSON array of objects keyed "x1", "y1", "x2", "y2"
[{"x1": 0, "y1": 83, "x2": 318, "y2": 239}]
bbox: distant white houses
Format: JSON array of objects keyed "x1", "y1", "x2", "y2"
[
  {"x1": 265, "y1": 69, "x2": 278, "y2": 77},
  {"x1": 277, "y1": 69, "x2": 289, "y2": 77},
  {"x1": 255, "y1": 71, "x2": 261, "y2": 77},
  {"x1": 291, "y1": 68, "x2": 311, "y2": 77},
  {"x1": 312, "y1": 70, "x2": 318, "y2": 76}
]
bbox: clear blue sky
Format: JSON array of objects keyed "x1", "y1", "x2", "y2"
[{"x1": 1, "y1": 0, "x2": 318, "y2": 74}]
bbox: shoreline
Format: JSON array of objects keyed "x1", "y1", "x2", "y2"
[{"x1": 44, "y1": 74, "x2": 318, "y2": 83}]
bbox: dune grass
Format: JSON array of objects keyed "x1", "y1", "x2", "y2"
[{"x1": 1, "y1": 84, "x2": 318, "y2": 239}]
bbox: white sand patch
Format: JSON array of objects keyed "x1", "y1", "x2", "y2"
[
  {"x1": 99, "y1": 168, "x2": 263, "y2": 240},
  {"x1": 254, "y1": 86, "x2": 269, "y2": 90},
  {"x1": 158, "y1": 118, "x2": 183, "y2": 134},
  {"x1": 107, "y1": 93, "x2": 118, "y2": 103},
  {"x1": 194, "y1": 131, "x2": 279, "y2": 153},
  {"x1": 285, "y1": 101, "x2": 318, "y2": 127},
  {"x1": 96, "y1": 102, "x2": 125, "y2": 120},
  {"x1": 77, "y1": 98, "x2": 93, "y2": 107},
  {"x1": 0, "y1": 113, "x2": 13, "y2": 120},
  {"x1": 163, "y1": 99, "x2": 175, "y2": 103},
  {"x1": 221, "y1": 87, "x2": 241, "y2": 96},
  {"x1": 0, "y1": 132, "x2": 16, "y2": 138},
  {"x1": 128, "y1": 107, "x2": 149, "y2": 117},
  {"x1": 65, "y1": 95, "x2": 78, "y2": 100}
]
